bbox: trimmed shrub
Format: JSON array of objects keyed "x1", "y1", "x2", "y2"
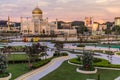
[
  {"x1": 116, "y1": 52, "x2": 120, "y2": 55},
  {"x1": 77, "y1": 44, "x2": 85, "y2": 47},
  {"x1": 32, "y1": 58, "x2": 51, "y2": 69},
  {"x1": 61, "y1": 52, "x2": 68, "y2": 56},
  {"x1": 93, "y1": 58, "x2": 102, "y2": 63},
  {"x1": 53, "y1": 51, "x2": 60, "y2": 57},
  {"x1": 0, "y1": 72, "x2": 9, "y2": 78},
  {"x1": 53, "y1": 52, "x2": 68, "y2": 57}
]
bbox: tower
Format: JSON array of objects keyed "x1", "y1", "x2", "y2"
[{"x1": 7, "y1": 16, "x2": 10, "y2": 31}]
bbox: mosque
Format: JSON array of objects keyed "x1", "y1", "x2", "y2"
[
  {"x1": 21, "y1": 6, "x2": 52, "y2": 35},
  {"x1": 21, "y1": 6, "x2": 77, "y2": 37}
]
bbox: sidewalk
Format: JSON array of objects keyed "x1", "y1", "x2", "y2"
[{"x1": 15, "y1": 56, "x2": 70, "y2": 80}]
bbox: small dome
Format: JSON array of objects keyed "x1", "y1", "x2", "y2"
[{"x1": 32, "y1": 7, "x2": 42, "y2": 14}]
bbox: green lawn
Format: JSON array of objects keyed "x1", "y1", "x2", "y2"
[
  {"x1": 8, "y1": 54, "x2": 27, "y2": 61},
  {"x1": 41, "y1": 61, "x2": 120, "y2": 80},
  {"x1": 8, "y1": 63, "x2": 30, "y2": 80}
]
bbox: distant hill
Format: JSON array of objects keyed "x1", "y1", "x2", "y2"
[
  {"x1": 0, "y1": 20, "x2": 7, "y2": 27},
  {"x1": 71, "y1": 21, "x2": 85, "y2": 26},
  {"x1": 0, "y1": 20, "x2": 20, "y2": 27}
]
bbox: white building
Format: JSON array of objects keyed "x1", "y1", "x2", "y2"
[
  {"x1": 21, "y1": 6, "x2": 77, "y2": 37},
  {"x1": 114, "y1": 17, "x2": 120, "y2": 26},
  {"x1": 92, "y1": 22, "x2": 106, "y2": 35},
  {"x1": 21, "y1": 6, "x2": 50, "y2": 35}
]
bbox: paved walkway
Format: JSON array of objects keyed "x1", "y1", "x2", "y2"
[
  {"x1": 94, "y1": 53, "x2": 120, "y2": 64},
  {"x1": 15, "y1": 43, "x2": 120, "y2": 80},
  {"x1": 15, "y1": 56, "x2": 70, "y2": 80}
]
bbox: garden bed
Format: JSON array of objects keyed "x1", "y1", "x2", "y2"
[{"x1": 69, "y1": 58, "x2": 120, "y2": 68}]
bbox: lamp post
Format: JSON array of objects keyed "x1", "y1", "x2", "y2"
[{"x1": 108, "y1": 45, "x2": 112, "y2": 64}]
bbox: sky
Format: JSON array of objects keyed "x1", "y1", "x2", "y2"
[{"x1": 0, "y1": 0, "x2": 120, "y2": 23}]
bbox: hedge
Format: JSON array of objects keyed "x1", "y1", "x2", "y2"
[
  {"x1": 53, "y1": 52, "x2": 68, "y2": 57},
  {"x1": 77, "y1": 44, "x2": 85, "y2": 47},
  {"x1": 116, "y1": 52, "x2": 120, "y2": 55},
  {"x1": 32, "y1": 58, "x2": 51, "y2": 69}
]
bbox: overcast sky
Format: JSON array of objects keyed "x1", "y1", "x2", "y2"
[{"x1": 0, "y1": 0, "x2": 120, "y2": 22}]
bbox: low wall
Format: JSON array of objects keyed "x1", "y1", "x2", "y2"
[
  {"x1": 76, "y1": 68, "x2": 97, "y2": 74},
  {"x1": 0, "y1": 73, "x2": 12, "y2": 80}
]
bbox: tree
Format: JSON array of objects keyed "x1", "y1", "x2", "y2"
[
  {"x1": 25, "y1": 43, "x2": 47, "y2": 67},
  {"x1": 76, "y1": 25, "x2": 88, "y2": 42},
  {"x1": 112, "y1": 25, "x2": 120, "y2": 39},
  {"x1": 50, "y1": 30, "x2": 55, "y2": 40},
  {"x1": 54, "y1": 42, "x2": 63, "y2": 56},
  {"x1": 81, "y1": 51, "x2": 94, "y2": 71},
  {"x1": 0, "y1": 54, "x2": 7, "y2": 75},
  {"x1": 104, "y1": 28, "x2": 111, "y2": 43}
]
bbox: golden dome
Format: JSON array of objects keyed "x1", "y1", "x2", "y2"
[{"x1": 32, "y1": 7, "x2": 42, "y2": 14}]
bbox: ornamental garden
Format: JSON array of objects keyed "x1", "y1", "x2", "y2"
[{"x1": 0, "y1": 41, "x2": 120, "y2": 80}]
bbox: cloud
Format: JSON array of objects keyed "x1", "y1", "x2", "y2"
[
  {"x1": 0, "y1": 3, "x2": 17, "y2": 8},
  {"x1": 95, "y1": 0, "x2": 108, "y2": 3},
  {"x1": 56, "y1": 0, "x2": 74, "y2": 3},
  {"x1": 38, "y1": 1, "x2": 50, "y2": 7},
  {"x1": 0, "y1": 0, "x2": 120, "y2": 22},
  {"x1": 106, "y1": 7, "x2": 120, "y2": 13},
  {"x1": 54, "y1": 7, "x2": 63, "y2": 10},
  {"x1": 0, "y1": 3, "x2": 18, "y2": 15}
]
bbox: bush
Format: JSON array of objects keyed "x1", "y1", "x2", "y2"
[
  {"x1": 32, "y1": 58, "x2": 51, "y2": 69},
  {"x1": 93, "y1": 58, "x2": 102, "y2": 63},
  {"x1": 8, "y1": 59, "x2": 41, "y2": 64},
  {"x1": 116, "y1": 52, "x2": 120, "y2": 55},
  {"x1": 53, "y1": 52, "x2": 68, "y2": 57},
  {"x1": 53, "y1": 51, "x2": 60, "y2": 57},
  {"x1": 94, "y1": 50, "x2": 103, "y2": 53},
  {"x1": 77, "y1": 44, "x2": 85, "y2": 47},
  {"x1": 69, "y1": 58, "x2": 82, "y2": 64},
  {"x1": 93, "y1": 50, "x2": 113, "y2": 55},
  {"x1": 104, "y1": 51, "x2": 113, "y2": 55},
  {"x1": 61, "y1": 52, "x2": 68, "y2": 56},
  {"x1": 0, "y1": 72, "x2": 9, "y2": 78}
]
